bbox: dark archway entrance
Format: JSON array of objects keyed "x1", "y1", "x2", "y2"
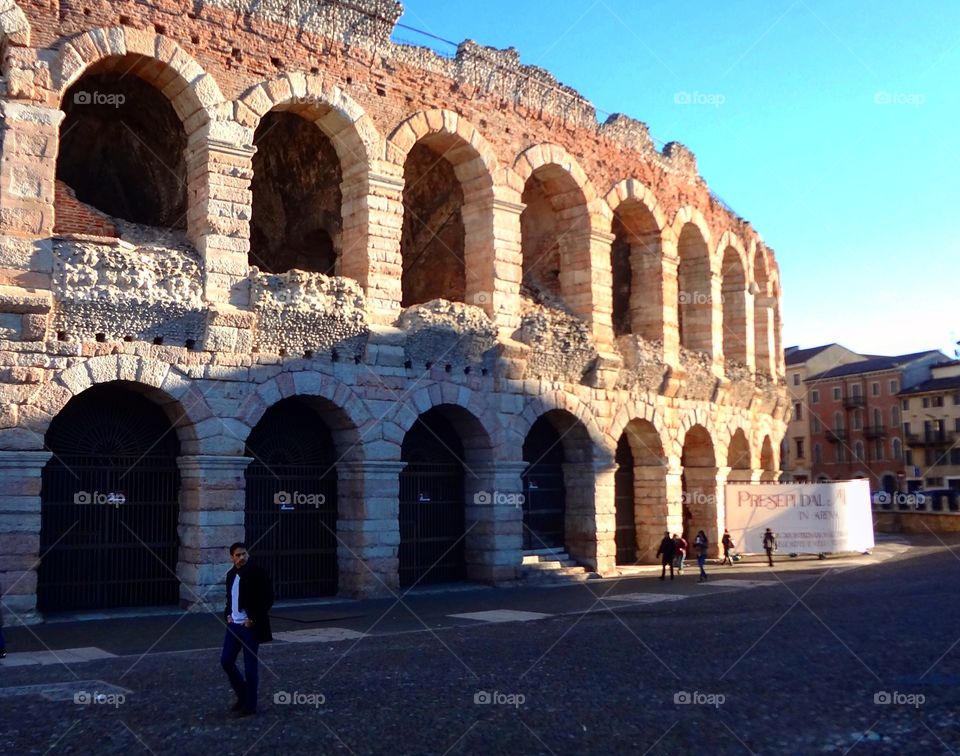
[
  {"x1": 614, "y1": 434, "x2": 637, "y2": 564},
  {"x1": 39, "y1": 383, "x2": 181, "y2": 612},
  {"x1": 245, "y1": 398, "x2": 339, "y2": 599},
  {"x1": 522, "y1": 417, "x2": 566, "y2": 550},
  {"x1": 399, "y1": 410, "x2": 467, "y2": 587}
]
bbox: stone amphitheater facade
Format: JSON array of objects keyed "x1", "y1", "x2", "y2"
[{"x1": 0, "y1": 0, "x2": 787, "y2": 622}]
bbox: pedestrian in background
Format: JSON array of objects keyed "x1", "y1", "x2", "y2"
[
  {"x1": 721, "y1": 529, "x2": 735, "y2": 566},
  {"x1": 673, "y1": 533, "x2": 687, "y2": 574},
  {"x1": 695, "y1": 530, "x2": 709, "y2": 582},
  {"x1": 763, "y1": 528, "x2": 778, "y2": 567},
  {"x1": 656, "y1": 531, "x2": 676, "y2": 580}
]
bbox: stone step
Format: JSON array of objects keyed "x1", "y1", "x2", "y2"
[{"x1": 522, "y1": 551, "x2": 572, "y2": 565}]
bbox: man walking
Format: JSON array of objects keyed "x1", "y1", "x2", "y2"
[
  {"x1": 762, "y1": 528, "x2": 778, "y2": 567},
  {"x1": 721, "y1": 529, "x2": 735, "y2": 566},
  {"x1": 656, "y1": 531, "x2": 676, "y2": 580},
  {"x1": 221, "y1": 542, "x2": 274, "y2": 717}
]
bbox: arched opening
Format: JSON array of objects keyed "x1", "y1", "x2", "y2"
[
  {"x1": 39, "y1": 382, "x2": 181, "y2": 612},
  {"x1": 677, "y1": 224, "x2": 714, "y2": 355},
  {"x1": 614, "y1": 434, "x2": 637, "y2": 564},
  {"x1": 881, "y1": 474, "x2": 897, "y2": 494},
  {"x1": 400, "y1": 139, "x2": 467, "y2": 306},
  {"x1": 56, "y1": 60, "x2": 188, "y2": 231},
  {"x1": 520, "y1": 166, "x2": 590, "y2": 314},
  {"x1": 398, "y1": 407, "x2": 474, "y2": 586},
  {"x1": 721, "y1": 246, "x2": 748, "y2": 365},
  {"x1": 761, "y1": 436, "x2": 776, "y2": 473},
  {"x1": 250, "y1": 110, "x2": 342, "y2": 275},
  {"x1": 681, "y1": 425, "x2": 717, "y2": 553},
  {"x1": 617, "y1": 419, "x2": 667, "y2": 563},
  {"x1": 611, "y1": 202, "x2": 663, "y2": 339},
  {"x1": 522, "y1": 416, "x2": 566, "y2": 550},
  {"x1": 727, "y1": 429, "x2": 752, "y2": 483},
  {"x1": 244, "y1": 397, "x2": 340, "y2": 599}
]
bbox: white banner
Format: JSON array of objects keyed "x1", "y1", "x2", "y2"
[{"x1": 724, "y1": 480, "x2": 875, "y2": 554}]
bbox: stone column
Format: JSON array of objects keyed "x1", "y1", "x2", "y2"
[
  {"x1": 0, "y1": 450, "x2": 51, "y2": 625},
  {"x1": 340, "y1": 172, "x2": 404, "y2": 325},
  {"x1": 186, "y1": 136, "x2": 255, "y2": 307},
  {"x1": 661, "y1": 254, "x2": 681, "y2": 369},
  {"x1": 176, "y1": 455, "x2": 252, "y2": 611},
  {"x1": 631, "y1": 239, "x2": 667, "y2": 358},
  {"x1": 464, "y1": 462, "x2": 525, "y2": 583},
  {"x1": 754, "y1": 294, "x2": 776, "y2": 377},
  {"x1": 564, "y1": 457, "x2": 618, "y2": 576},
  {"x1": 337, "y1": 461, "x2": 405, "y2": 599},
  {"x1": 664, "y1": 462, "x2": 685, "y2": 537},
  {"x1": 463, "y1": 197, "x2": 523, "y2": 333},
  {"x1": 633, "y1": 463, "x2": 670, "y2": 562}
]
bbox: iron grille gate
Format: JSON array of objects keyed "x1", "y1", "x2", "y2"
[
  {"x1": 39, "y1": 457, "x2": 180, "y2": 611},
  {"x1": 521, "y1": 464, "x2": 566, "y2": 550},
  {"x1": 244, "y1": 463, "x2": 338, "y2": 599},
  {"x1": 398, "y1": 462, "x2": 466, "y2": 587}
]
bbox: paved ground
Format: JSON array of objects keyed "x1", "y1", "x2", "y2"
[{"x1": 2, "y1": 535, "x2": 959, "y2": 754}]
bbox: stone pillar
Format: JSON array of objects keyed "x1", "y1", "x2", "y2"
[
  {"x1": 341, "y1": 172, "x2": 404, "y2": 325},
  {"x1": 661, "y1": 254, "x2": 681, "y2": 368},
  {"x1": 337, "y1": 461, "x2": 405, "y2": 598},
  {"x1": 176, "y1": 455, "x2": 252, "y2": 611},
  {"x1": 683, "y1": 465, "x2": 721, "y2": 556},
  {"x1": 186, "y1": 136, "x2": 255, "y2": 307},
  {"x1": 464, "y1": 462, "x2": 525, "y2": 583},
  {"x1": 564, "y1": 457, "x2": 617, "y2": 576},
  {"x1": 463, "y1": 197, "x2": 523, "y2": 332},
  {"x1": 0, "y1": 450, "x2": 51, "y2": 625},
  {"x1": 664, "y1": 463, "x2": 685, "y2": 537},
  {"x1": 633, "y1": 463, "x2": 670, "y2": 562},
  {"x1": 754, "y1": 295, "x2": 776, "y2": 377}
]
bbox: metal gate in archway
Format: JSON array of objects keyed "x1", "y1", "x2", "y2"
[
  {"x1": 614, "y1": 436, "x2": 638, "y2": 565},
  {"x1": 39, "y1": 385, "x2": 181, "y2": 612},
  {"x1": 399, "y1": 415, "x2": 466, "y2": 587},
  {"x1": 245, "y1": 399, "x2": 338, "y2": 599},
  {"x1": 521, "y1": 418, "x2": 566, "y2": 551}
]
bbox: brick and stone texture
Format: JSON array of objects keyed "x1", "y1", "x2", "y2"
[{"x1": 0, "y1": 0, "x2": 788, "y2": 623}]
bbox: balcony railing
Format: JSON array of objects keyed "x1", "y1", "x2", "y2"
[
  {"x1": 905, "y1": 432, "x2": 956, "y2": 447},
  {"x1": 843, "y1": 394, "x2": 866, "y2": 409},
  {"x1": 863, "y1": 425, "x2": 887, "y2": 439},
  {"x1": 825, "y1": 428, "x2": 848, "y2": 443}
]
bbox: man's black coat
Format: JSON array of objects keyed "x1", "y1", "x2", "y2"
[{"x1": 225, "y1": 563, "x2": 274, "y2": 643}]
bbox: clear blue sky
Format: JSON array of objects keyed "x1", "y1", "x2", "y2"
[{"x1": 394, "y1": 0, "x2": 960, "y2": 359}]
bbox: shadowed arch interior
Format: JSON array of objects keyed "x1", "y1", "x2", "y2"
[
  {"x1": 611, "y1": 201, "x2": 663, "y2": 339},
  {"x1": 681, "y1": 424, "x2": 718, "y2": 551},
  {"x1": 39, "y1": 382, "x2": 182, "y2": 612}
]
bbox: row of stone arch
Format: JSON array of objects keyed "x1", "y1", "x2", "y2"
[{"x1": 36, "y1": 25, "x2": 782, "y2": 372}]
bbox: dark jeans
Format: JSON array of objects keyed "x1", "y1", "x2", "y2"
[
  {"x1": 765, "y1": 547, "x2": 774, "y2": 566},
  {"x1": 0, "y1": 625, "x2": 5, "y2": 651},
  {"x1": 221, "y1": 623, "x2": 260, "y2": 712},
  {"x1": 697, "y1": 552, "x2": 707, "y2": 577},
  {"x1": 660, "y1": 557, "x2": 674, "y2": 578}
]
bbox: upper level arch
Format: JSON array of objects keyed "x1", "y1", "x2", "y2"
[{"x1": 669, "y1": 207, "x2": 716, "y2": 357}]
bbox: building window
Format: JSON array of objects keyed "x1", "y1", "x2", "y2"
[
  {"x1": 923, "y1": 397, "x2": 930, "y2": 408},
  {"x1": 794, "y1": 402, "x2": 803, "y2": 421},
  {"x1": 834, "y1": 412, "x2": 844, "y2": 430},
  {"x1": 851, "y1": 384, "x2": 862, "y2": 398},
  {"x1": 795, "y1": 438, "x2": 805, "y2": 459},
  {"x1": 927, "y1": 477, "x2": 944, "y2": 487},
  {"x1": 892, "y1": 438, "x2": 902, "y2": 460},
  {"x1": 905, "y1": 449, "x2": 913, "y2": 466},
  {"x1": 955, "y1": 418, "x2": 960, "y2": 434},
  {"x1": 951, "y1": 448, "x2": 960, "y2": 465},
  {"x1": 932, "y1": 396, "x2": 944, "y2": 408},
  {"x1": 871, "y1": 382, "x2": 880, "y2": 397},
  {"x1": 812, "y1": 416, "x2": 821, "y2": 433},
  {"x1": 891, "y1": 406, "x2": 900, "y2": 427},
  {"x1": 833, "y1": 387, "x2": 841, "y2": 401},
  {"x1": 835, "y1": 444, "x2": 844, "y2": 463},
  {"x1": 814, "y1": 443, "x2": 822, "y2": 465},
  {"x1": 852, "y1": 411, "x2": 862, "y2": 431},
  {"x1": 874, "y1": 439, "x2": 883, "y2": 461},
  {"x1": 854, "y1": 441, "x2": 865, "y2": 462},
  {"x1": 792, "y1": 373, "x2": 800, "y2": 386},
  {"x1": 902, "y1": 399, "x2": 909, "y2": 410},
  {"x1": 811, "y1": 390, "x2": 820, "y2": 404},
  {"x1": 953, "y1": 393, "x2": 960, "y2": 405},
  {"x1": 890, "y1": 379, "x2": 899, "y2": 393}
]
